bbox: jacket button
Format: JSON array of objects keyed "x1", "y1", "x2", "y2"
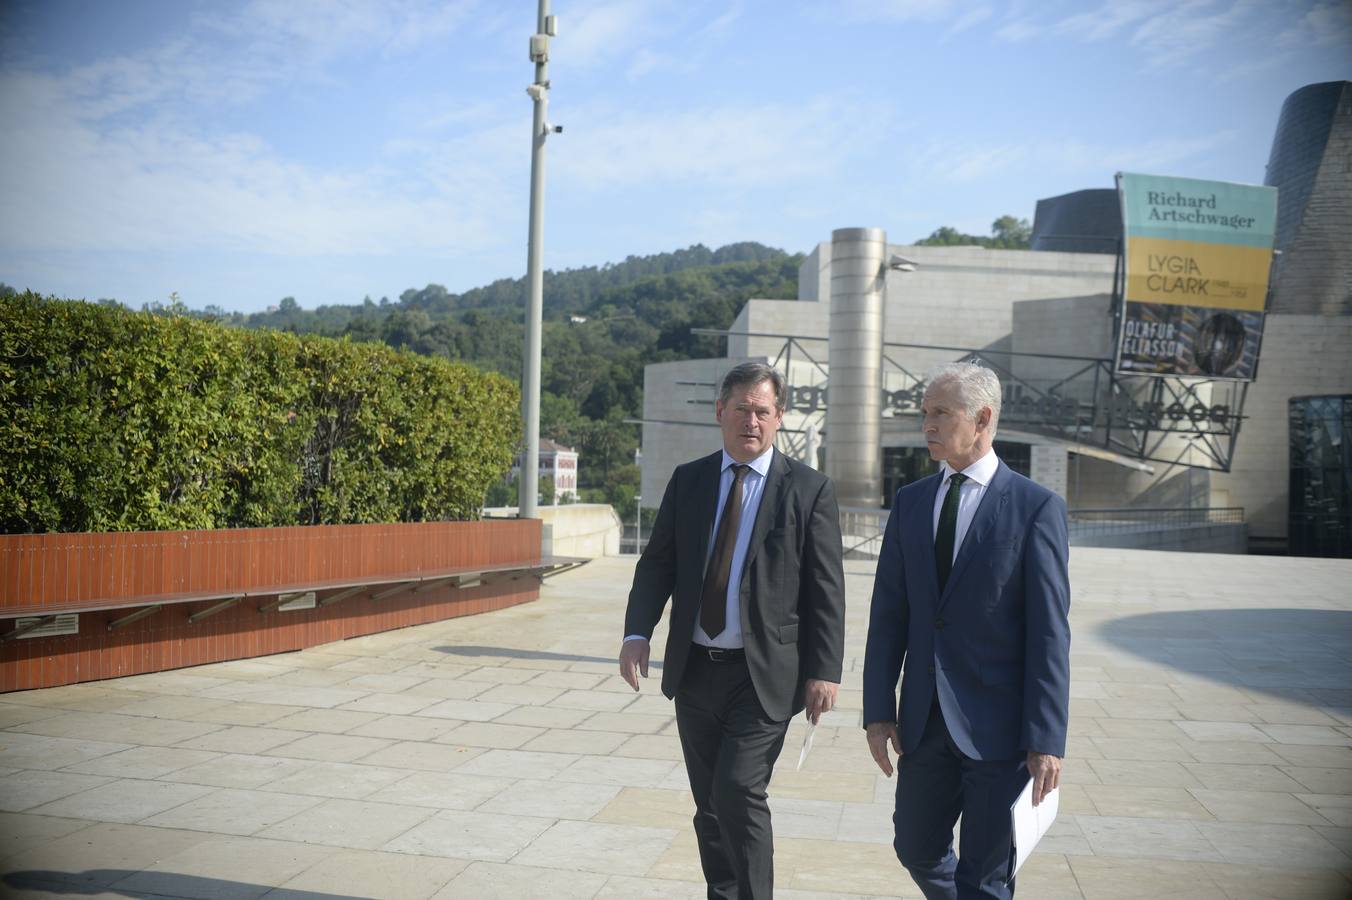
[
  {"x1": 934, "y1": 618, "x2": 946, "y2": 629},
  {"x1": 927, "y1": 664, "x2": 936, "y2": 674}
]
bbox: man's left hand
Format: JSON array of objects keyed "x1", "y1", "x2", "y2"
[
  {"x1": 1027, "y1": 751, "x2": 1062, "y2": 806},
  {"x1": 804, "y1": 679, "x2": 838, "y2": 725}
]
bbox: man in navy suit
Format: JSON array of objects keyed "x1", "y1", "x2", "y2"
[{"x1": 863, "y1": 362, "x2": 1071, "y2": 900}]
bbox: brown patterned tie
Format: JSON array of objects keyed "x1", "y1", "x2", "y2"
[{"x1": 700, "y1": 464, "x2": 750, "y2": 638}]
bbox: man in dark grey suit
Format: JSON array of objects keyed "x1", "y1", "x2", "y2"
[
  {"x1": 621, "y1": 361, "x2": 847, "y2": 900},
  {"x1": 863, "y1": 362, "x2": 1071, "y2": 899}
]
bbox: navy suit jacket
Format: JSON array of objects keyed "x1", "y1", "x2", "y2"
[{"x1": 862, "y1": 460, "x2": 1071, "y2": 760}]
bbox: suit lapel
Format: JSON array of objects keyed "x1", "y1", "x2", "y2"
[
  {"x1": 740, "y1": 450, "x2": 790, "y2": 580},
  {"x1": 693, "y1": 452, "x2": 723, "y2": 576},
  {"x1": 937, "y1": 461, "x2": 1011, "y2": 609},
  {"x1": 904, "y1": 472, "x2": 944, "y2": 603}
]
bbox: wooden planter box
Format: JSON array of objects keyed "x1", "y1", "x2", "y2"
[{"x1": 0, "y1": 520, "x2": 547, "y2": 692}]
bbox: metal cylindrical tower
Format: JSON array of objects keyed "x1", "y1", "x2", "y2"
[{"x1": 826, "y1": 227, "x2": 886, "y2": 508}]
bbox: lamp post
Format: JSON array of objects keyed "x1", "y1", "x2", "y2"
[
  {"x1": 634, "y1": 495, "x2": 642, "y2": 555},
  {"x1": 519, "y1": 1, "x2": 559, "y2": 520}
]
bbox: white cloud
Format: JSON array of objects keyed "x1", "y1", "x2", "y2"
[
  {"x1": 837, "y1": 0, "x2": 960, "y2": 23},
  {"x1": 908, "y1": 132, "x2": 1237, "y2": 183},
  {"x1": 1279, "y1": 0, "x2": 1352, "y2": 48}
]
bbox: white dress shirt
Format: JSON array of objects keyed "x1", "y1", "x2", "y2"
[
  {"x1": 691, "y1": 445, "x2": 774, "y2": 649},
  {"x1": 623, "y1": 445, "x2": 775, "y2": 650},
  {"x1": 931, "y1": 449, "x2": 999, "y2": 565}
]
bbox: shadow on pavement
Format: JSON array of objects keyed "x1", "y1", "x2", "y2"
[
  {"x1": 3, "y1": 869, "x2": 366, "y2": 899},
  {"x1": 1098, "y1": 608, "x2": 1352, "y2": 706},
  {"x1": 434, "y1": 644, "x2": 664, "y2": 669}
]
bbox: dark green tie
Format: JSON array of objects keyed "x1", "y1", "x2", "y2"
[{"x1": 935, "y1": 472, "x2": 968, "y2": 593}]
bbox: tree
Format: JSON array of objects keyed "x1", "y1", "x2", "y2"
[{"x1": 914, "y1": 216, "x2": 1030, "y2": 250}]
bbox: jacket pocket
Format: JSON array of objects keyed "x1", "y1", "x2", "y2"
[{"x1": 777, "y1": 623, "x2": 799, "y2": 644}]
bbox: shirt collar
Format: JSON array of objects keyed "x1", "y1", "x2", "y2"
[
  {"x1": 940, "y1": 448, "x2": 998, "y2": 486},
  {"x1": 722, "y1": 445, "x2": 774, "y2": 479}
]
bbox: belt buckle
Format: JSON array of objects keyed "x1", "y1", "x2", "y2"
[{"x1": 707, "y1": 647, "x2": 728, "y2": 662}]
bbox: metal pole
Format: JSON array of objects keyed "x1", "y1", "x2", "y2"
[
  {"x1": 634, "y1": 495, "x2": 642, "y2": 554},
  {"x1": 520, "y1": 0, "x2": 554, "y2": 519}
]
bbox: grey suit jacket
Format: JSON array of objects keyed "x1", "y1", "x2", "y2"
[{"x1": 624, "y1": 449, "x2": 846, "y2": 721}]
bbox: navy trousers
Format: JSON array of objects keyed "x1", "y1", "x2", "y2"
[{"x1": 893, "y1": 701, "x2": 1027, "y2": 900}]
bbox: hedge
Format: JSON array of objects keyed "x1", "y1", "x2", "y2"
[{"x1": 0, "y1": 293, "x2": 521, "y2": 533}]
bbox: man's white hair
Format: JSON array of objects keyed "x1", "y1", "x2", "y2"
[{"x1": 924, "y1": 362, "x2": 1002, "y2": 437}]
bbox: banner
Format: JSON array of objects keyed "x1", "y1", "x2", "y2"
[{"x1": 1115, "y1": 172, "x2": 1278, "y2": 380}]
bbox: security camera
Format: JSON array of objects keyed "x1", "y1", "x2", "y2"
[{"x1": 525, "y1": 84, "x2": 546, "y2": 101}]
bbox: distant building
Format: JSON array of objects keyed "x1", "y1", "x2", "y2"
[{"x1": 512, "y1": 438, "x2": 579, "y2": 503}]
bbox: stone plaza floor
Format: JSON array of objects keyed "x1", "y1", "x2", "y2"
[{"x1": 1, "y1": 547, "x2": 1350, "y2": 899}]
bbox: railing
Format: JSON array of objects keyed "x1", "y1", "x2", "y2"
[
  {"x1": 840, "y1": 506, "x2": 890, "y2": 559},
  {"x1": 1068, "y1": 506, "x2": 1245, "y2": 539}
]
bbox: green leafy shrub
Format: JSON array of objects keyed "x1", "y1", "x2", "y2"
[{"x1": 0, "y1": 292, "x2": 519, "y2": 532}]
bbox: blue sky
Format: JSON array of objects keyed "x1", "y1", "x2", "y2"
[{"x1": 1, "y1": 1, "x2": 1348, "y2": 314}]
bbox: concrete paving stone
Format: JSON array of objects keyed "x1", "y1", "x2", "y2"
[
  {"x1": 358, "y1": 740, "x2": 485, "y2": 773},
  {"x1": 269, "y1": 848, "x2": 468, "y2": 900},
  {"x1": 1059, "y1": 757, "x2": 1104, "y2": 784},
  {"x1": 28, "y1": 777, "x2": 215, "y2": 824},
  {"x1": 1202, "y1": 861, "x2": 1352, "y2": 899},
  {"x1": 1270, "y1": 744, "x2": 1352, "y2": 768},
  {"x1": 1070, "y1": 681, "x2": 1110, "y2": 700},
  {"x1": 1103, "y1": 680, "x2": 1180, "y2": 698},
  {"x1": 767, "y1": 797, "x2": 843, "y2": 839},
  {"x1": 548, "y1": 689, "x2": 639, "y2": 713},
  {"x1": 110, "y1": 835, "x2": 337, "y2": 899},
  {"x1": 1175, "y1": 740, "x2": 1287, "y2": 765},
  {"x1": 623, "y1": 695, "x2": 681, "y2": 717},
  {"x1": 159, "y1": 753, "x2": 310, "y2": 790},
  {"x1": 643, "y1": 828, "x2": 712, "y2": 883},
  {"x1": 259, "y1": 668, "x2": 355, "y2": 688},
  {"x1": 502, "y1": 656, "x2": 578, "y2": 671},
  {"x1": 0, "y1": 770, "x2": 113, "y2": 812},
  {"x1": 383, "y1": 808, "x2": 554, "y2": 861},
  {"x1": 1056, "y1": 783, "x2": 1099, "y2": 816},
  {"x1": 1198, "y1": 821, "x2": 1350, "y2": 868},
  {"x1": 1297, "y1": 793, "x2": 1352, "y2": 827},
  {"x1": 804, "y1": 745, "x2": 904, "y2": 777},
  {"x1": 393, "y1": 663, "x2": 480, "y2": 681},
  {"x1": 527, "y1": 671, "x2": 607, "y2": 690},
  {"x1": 491, "y1": 705, "x2": 593, "y2": 729},
  {"x1": 1003, "y1": 853, "x2": 1084, "y2": 900},
  {"x1": 1089, "y1": 737, "x2": 1198, "y2": 762},
  {"x1": 203, "y1": 683, "x2": 371, "y2": 709},
  {"x1": 258, "y1": 797, "x2": 435, "y2": 849},
  {"x1": 266, "y1": 708, "x2": 383, "y2": 734},
  {"x1": 364, "y1": 770, "x2": 513, "y2": 810},
  {"x1": 336, "y1": 692, "x2": 441, "y2": 716},
  {"x1": 1066, "y1": 855, "x2": 1224, "y2": 899},
  {"x1": 181, "y1": 701, "x2": 308, "y2": 727},
  {"x1": 1094, "y1": 699, "x2": 1182, "y2": 720},
  {"x1": 522, "y1": 727, "x2": 631, "y2": 755},
  {"x1": 1170, "y1": 704, "x2": 1258, "y2": 724},
  {"x1": 458, "y1": 666, "x2": 540, "y2": 685},
  {"x1": 0, "y1": 812, "x2": 94, "y2": 865},
  {"x1": 0, "y1": 703, "x2": 65, "y2": 731},
  {"x1": 835, "y1": 800, "x2": 893, "y2": 844},
  {"x1": 174, "y1": 726, "x2": 311, "y2": 755},
  {"x1": 1164, "y1": 685, "x2": 1258, "y2": 706},
  {"x1": 86, "y1": 694, "x2": 232, "y2": 721},
  {"x1": 344, "y1": 714, "x2": 460, "y2": 742},
  {"x1": 262, "y1": 733, "x2": 394, "y2": 763},
  {"x1": 1248, "y1": 704, "x2": 1341, "y2": 726},
  {"x1": 480, "y1": 777, "x2": 621, "y2": 820},
  {"x1": 1258, "y1": 724, "x2": 1352, "y2": 746},
  {"x1": 0, "y1": 729, "x2": 130, "y2": 762},
  {"x1": 142, "y1": 787, "x2": 324, "y2": 835},
  {"x1": 256, "y1": 760, "x2": 412, "y2": 799},
  {"x1": 777, "y1": 836, "x2": 912, "y2": 896},
  {"x1": 455, "y1": 748, "x2": 581, "y2": 780},
  {"x1": 1179, "y1": 721, "x2": 1281, "y2": 746},
  {"x1": 432, "y1": 860, "x2": 608, "y2": 899},
  {"x1": 773, "y1": 769, "x2": 878, "y2": 802},
  {"x1": 436, "y1": 721, "x2": 545, "y2": 749},
  {"x1": 9, "y1": 711, "x2": 223, "y2": 746},
  {"x1": 555, "y1": 754, "x2": 680, "y2": 788},
  {"x1": 1181, "y1": 762, "x2": 1307, "y2": 792},
  {"x1": 574, "y1": 711, "x2": 673, "y2": 734},
  {"x1": 1, "y1": 821, "x2": 211, "y2": 887},
  {"x1": 1189, "y1": 788, "x2": 1330, "y2": 825},
  {"x1": 567, "y1": 660, "x2": 621, "y2": 675},
  {"x1": 339, "y1": 673, "x2": 428, "y2": 694},
  {"x1": 595, "y1": 674, "x2": 656, "y2": 695},
  {"x1": 1313, "y1": 824, "x2": 1352, "y2": 856},
  {"x1": 3, "y1": 684, "x2": 143, "y2": 711},
  {"x1": 1081, "y1": 785, "x2": 1213, "y2": 820},
  {"x1": 515, "y1": 819, "x2": 677, "y2": 876},
  {"x1": 1085, "y1": 760, "x2": 1202, "y2": 788},
  {"x1": 398, "y1": 677, "x2": 493, "y2": 701},
  {"x1": 1276, "y1": 762, "x2": 1352, "y2": 794},
  {"x1": 63, "y1": 745, "x2": 221, "y2": 779},
  {"x1": 413, "y1": 698, "x2": 517, "y2": 721},
  {"x1": 472, "y1": 683, "x2": 568, "y2": 706},
  {"x1": 591, "y1": 786, "x2": 694, "y2": 831},
  {"x1": 592, "y1": 874, "x2": 708, "y2": 899},
  {"x1": 1076, "y1": 815, "x2": 1223, "y2": 861}
]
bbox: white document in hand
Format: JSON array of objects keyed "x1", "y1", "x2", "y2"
[
  {"x1": 795, "y1": 720, "x2": 817, "y2": 771},
  {"x1": 1009, "y1": 777, "x2": 1058, "y2": 878}
]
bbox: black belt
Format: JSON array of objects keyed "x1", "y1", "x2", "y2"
[{"x1": 692, "y1": 645, "x2": 745, "y2": 662}]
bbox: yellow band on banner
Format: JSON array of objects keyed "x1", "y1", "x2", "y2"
[{"x1": 1124, "y1": 236, "x2": 1272, "y2": 311}]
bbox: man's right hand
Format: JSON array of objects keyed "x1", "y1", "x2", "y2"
[
  {"x1": 866, "y1": 721, "x2": 902, "y2": 777},
  {"x1": 619, "y1": 638, "x2": 650, "y2": 692}
]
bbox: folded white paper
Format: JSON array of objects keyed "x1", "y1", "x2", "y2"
[
  {"x1": 795, "y1": 720, "x2": 817, "y2": 771},
  {"x1": 1009, "y1": 778, "x2": 1058, "y2": 878}
]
